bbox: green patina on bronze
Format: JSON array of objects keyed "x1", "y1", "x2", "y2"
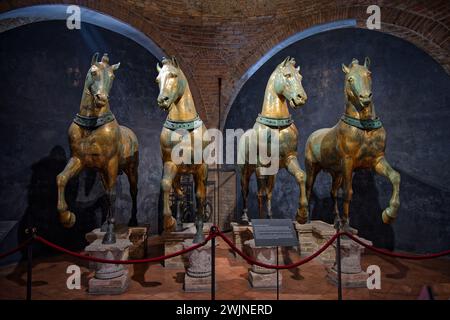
[
  {"x1": 256, "y1": 113, "x2": 293, "y2": 127},
  {"x1": 340, "y1": 114, "x2": 382, "y2": 130},
  {"x1": 163, "y1": 114, "x2": 203, "y2": 131},
  {"x1": 73, "y1": 110, "x2": 115, "y2": 129}
]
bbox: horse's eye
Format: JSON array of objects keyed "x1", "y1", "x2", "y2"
[
  {"x1": 348, "y1": 77, "x2": 354, "y2": 83},
  {"x1": 284, "y1": 73, "x2": 292, "y2": 78},
  {"x1": 169, "y1": 72, "x2": 178, "y2": 78}
]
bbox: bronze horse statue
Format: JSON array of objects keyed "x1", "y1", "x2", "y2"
[
  {"x1": 238, "y1": 57, "x2": 309, "y2": 223},
  {"x1": 156, "y1": 57, "x2": 209, "y2": 243},
  {"x1": 57, "y1": 53, "x2": 139, "y2": 243},
  {"x1": 305, "y1": 57, "x2": 400, "y2": 231}
]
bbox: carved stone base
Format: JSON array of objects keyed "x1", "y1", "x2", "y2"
[
  {"x1": 162, "y1": 223, "x2": 212, "y2": 268},
  {"x1": 88, "y1": 270, "x2": 130, "y2": 295},
  {"x1": 184, "y1": 273, "x2": 212, "y2": 292},
  {"x1": 128, "y1": 226, "x2": 148, "y2": 259},
  {"x1": 248, "y1": 270, "x2": 282, "y2": 289},
  {"x1": 231, "y1": 222, "x2": 254, "y2": 260},
  {"x1": 326, "y1": 236, "x2": 372, "y2": 288},
  {"x1": 85, "y1": 238, "x2": 132, "y2": 295}
]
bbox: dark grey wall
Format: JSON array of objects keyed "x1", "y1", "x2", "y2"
[
  {"x1": 0, "y1": 21, "x2": 165, "y2": 260},
  {"x1": 225, "y1": 28, "x2": 450, "y2": 254}
]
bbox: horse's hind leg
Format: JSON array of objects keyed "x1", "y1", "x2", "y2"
[
  {"x1": 57, "y1": 157, "x2": 83, "y2": 228},
  {"x1": 330, "y1": 172, "x2": 343, "y2": 228},
  {"x1": 286, "y1": 156, "x2": 308, "y2": 224},
  {"x1": 125, "y1": 153, "x2": 139, "y2": 227},
  {"x1": 193, "y1": 163, "x2": 208, "y2": 243},
  {"x1": 266, "y1": 175, "x2": 276, "y2": 219},
  {"x1": 101, "y1": 156, "x2": 119, "y2": 244},
  {"x1": 374, "y1": 157, "x2": 400, "y2": 224}
]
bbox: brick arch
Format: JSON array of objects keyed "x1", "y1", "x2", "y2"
[{"x1": 1, "y1": 0, "x2": 449, "y2": 128}]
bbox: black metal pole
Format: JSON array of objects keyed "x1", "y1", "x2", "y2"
[
  {"x1": 211, "y1": 227, "x2": 216, "y2": 301},
  {"x1": 336, "y1": 233, "x2": 342, "y2": 300},
  {"x1": 276, "y1": 246, "x2": 279, "y2": 300},
  {"x1": 26, "y1": 233, "x2": 33, "y2": 301}
]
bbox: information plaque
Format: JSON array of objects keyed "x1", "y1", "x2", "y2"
[{"x1": 252, "y1": 219, "x2": 298, "y2": 247}]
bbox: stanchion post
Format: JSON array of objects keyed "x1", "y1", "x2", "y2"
[
  {"x1": 336, "y1": 232, "x2": 342, "y2": 301},
  {"x1": 210, "y1": 226, "x2": 216, "y2": 301},
  {"x1": 276, "y1": 246, "x2": 279, "y2": 300},
  {"x1": 26, "y1": 227, "x2": 36, "y2": 301}
]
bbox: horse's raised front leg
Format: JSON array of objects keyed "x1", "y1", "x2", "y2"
[
  {"x1": 101, "y1": 156, "x2": 119, "y2": 244},
  {"x1": 374, "y1": 157, "x2": 401, "y2": 224},
  {"x1": 286, "y1": 156, "x2": 308, "y2": 224},
  {"x1": 341, "y1": 157, "x2": 354, "y2": 232},
  {"x1": 57, "y1": 157, "x2": 83, "y2": 228},
  {"x1": 161, "y1": 161, "x2": 178, "y2": 232},
  {"x1": 255, "y1": 167, "x2": 267, "y2": 219},
  {"x1": 239, "y1": 165, "x2": 251, "y2": 223},
  {"x1": 193, "y1": 163, "x2": 208, "y2": 243}
]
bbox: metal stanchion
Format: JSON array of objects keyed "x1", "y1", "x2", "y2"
[
  {"x1": 276, "y1": 246, "x2": 279, "y2": 300},
  {"x1": 211, "y1": 226, "x2": 216, "y2": 301},
  {"x1": 26, "y1": 228, "x2": 35, "y2": 301},
  {"x1": 336, "y1": 233, "x2": 342, "y2": 300}
]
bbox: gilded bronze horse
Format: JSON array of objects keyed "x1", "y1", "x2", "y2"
[
  {"x1": 156, "y1": 57, "x2": 209, "y2": 243},
  {"x1": 238, "y1": 57, "x2": 309, "y2": 223},
  {"x1": 57, "y1": 53, "x2": 139, "y2": 244},
  {"x1": 305, "y1": 57, "x2": 400, "y2": 231}
]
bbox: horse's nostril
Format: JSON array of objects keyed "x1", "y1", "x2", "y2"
[
  {"x1": 163, "y1": 96, "x2": 169, "y2": 101},
  {"x1": 368, "y1": 93, "x2": 373, "y2": 98}
]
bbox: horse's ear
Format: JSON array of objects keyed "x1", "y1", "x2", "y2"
[
  {"x1": 296, "y1": 66, "x2": 300, "y2": 72},
  {"x1": 91, "y1": 52, "x2": 99, "y2": 66},
  {"x1": 172, "y1": 56, "x2": 179, "y2": 68},
  {"x1": 364, "y1": 57, "x2": 371, "y2": 69},
  {"x1": 281, "y1": 56, "x2": 290, "y2": 67},
  {"x1": 156, "y1": 62, "x2": 162, "y2": 73},
  {"x1": 111, "y1": 62, "x2": 120, "y2": 71},
  {"x1": 342, "y1": 63, "x2": 350, "y2": 74}
]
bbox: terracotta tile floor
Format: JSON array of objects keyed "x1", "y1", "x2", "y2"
[{"x1": 1, "y1": 233, "x2": 449, "y2": 300}]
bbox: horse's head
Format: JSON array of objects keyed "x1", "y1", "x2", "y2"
[
  {"x1": 273, "y1": 56, "x2": 307, "y2": 109},
  {"x1": 156, "y1": 57, "x2": 186, "y2": 111},
  {"x1": 85, "y1": 52, "x2": 120, "y2": 107},
  {"x1": 342, "y1": 57, "x2": 372, "y2": 108}
]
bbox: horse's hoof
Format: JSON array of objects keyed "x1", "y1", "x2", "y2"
[
  {"x1": 296, "y1": 208, "x2": 308, "y2": 224},
  {"x1": 60, "y1": 211, "x2": 76, "y2": 228},
  {"x1": 382, "y1": 208, "x2": 395, "y2": 224},
  {"x1": 164, "y1": 216, "x2": 176, "y2": 232}
]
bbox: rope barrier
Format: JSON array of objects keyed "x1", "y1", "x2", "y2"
[
  {"x1": 342, "y1": 232, "x2": 450, "y2": 260},
  {"x1": 0, "y1": 227, "x2": 449, "y2": 267},
  {"x1": 34, "y1": 234, "x2": 214, "y2": 264},
  {"x1": 216, "y1": 230, "x2": 340, "y2": 269},
  {"x1": 0, "y1": 238, "x2": 33, "y2": 259}
]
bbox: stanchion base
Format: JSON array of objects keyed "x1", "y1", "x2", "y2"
[{"x1": 88, "y1": 270, "x2": 130, "y2": 295}]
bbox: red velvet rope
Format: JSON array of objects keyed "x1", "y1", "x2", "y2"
[
  {"x1": 342, "y1": 232, "x2": 450, "y2": 260},
  {"x1": 34, "y1": 234, "x2": 214, "y2": 264},
  {"x1": 0, "y1": 238, "x2": 33, "y2": 259},
  {"x1": 216, "y1": 230, "x2": 340, "y2": 269}
]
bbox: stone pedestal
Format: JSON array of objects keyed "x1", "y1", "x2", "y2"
[
  {"x1": 162, "y1": 222, "x2": 212, "y2": 268},
  {"x1": 183, "y1": 239, "x2": 212, "y2": 292},
  {"x1": 128, "y1": 226, "x2": 148, "y2": 259},
  {"x1": 85, "y1": 226, "x2": 131, "y2": 270},
  {"x1": 85, "y1": 239, "x2": 132, "y2": 294},
  {"x1": 326, "y1": 236, "x2": 372, "y2": 288},
  {"x1": 245, "y1": 239, "x2": 282, "y2": 289},
  {"x1": 294, "y1": 220, "x2": 358, "y2": 266},
  {"x1": 231, "y1": 222, "x2": 254, "y2": 257}
]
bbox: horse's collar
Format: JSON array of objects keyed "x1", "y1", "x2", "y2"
[
  {"x1": 341, "y1": 114, "x2": 383, "y2": 130},
  {"x1": 163, "y1": 115, "x2": 203, "y2": 131},
  {"x1": 73, "y1": 110, "x2": 115, "y2": 129},
  {"x1": 256, "y1": 113, "x2": 293, "y2": 128}
]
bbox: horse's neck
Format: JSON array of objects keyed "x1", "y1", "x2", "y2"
[
  {"x1": 78, "y1": 88, "x2": 110, "y2": 117},
  {"x1": 260, "y1": 81, "x2": 290, "y2": 118},
  {"x1": 345, "y1": 100, "x2": 376, "y2": 120},
  {"x1": 168, "y1": 85, "x2": 198, "y2": 121}
]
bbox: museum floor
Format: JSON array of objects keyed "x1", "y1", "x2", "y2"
[{"x1": 1, "y1": 233, "x2": 449, "y2": 300}]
